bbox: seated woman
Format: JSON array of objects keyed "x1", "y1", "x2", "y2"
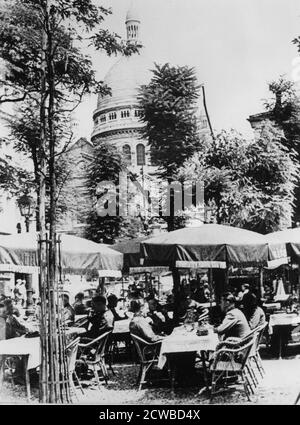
[
  {"x1": 242, "y1": 292, "x2": 266, "y2": 330},
  {"x1": 0, "y1": 302, "x2": 6, "y2": 341}
]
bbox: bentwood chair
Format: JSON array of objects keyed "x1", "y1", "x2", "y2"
[
  {"x1": 210, "y1": 336, "x2": 255, "y2": 401},
  {"x1": 130, "y1": 333, "x2": 162, "y2": 391},
  {"x1": 247, "y1": 323, "x2": 268, "y2": 381},
  {"x1": 65, "y1": 337, "x2": 84, "y2": 400},
  {"x1": 78, "y1": 331, "x2": 112, "y2": 389}
]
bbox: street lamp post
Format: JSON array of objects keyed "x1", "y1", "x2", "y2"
[
  {"x1": 17, "y1": 193, "x2": 36, "y2": 233},
  {"x1": 17, "y1": 193, "x2": 36, "y2": 313}
]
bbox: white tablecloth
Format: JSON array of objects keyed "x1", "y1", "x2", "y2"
[
  {"x1": 65, "y1": 327, "x2": 86, "y2": 336},
  {"x1": 268, "y1": 313, "x2": 300, "y2": 335},
  {"x1": 0, "y1": 327, "x2": 86, "y2": 371},
  {"x1": 0, "y1": 336, "x2": 40, "y2": 370},
  {"x1": 113, "y1": 319, "x2": 130, "y2": 334},
  {"x1": 157, "y1": 326, "x2": 219, "y2": 369}
]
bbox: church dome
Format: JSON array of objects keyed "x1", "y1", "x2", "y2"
[
  {"x1": 96, "y1": 50, "x2": 152, "y2": 112},
  {"x1": 92, "y1": 2, "x2": 154, "y2": 143},
  {"x1": 126, "y1": 1, "x2": 140, "y2": 23}
]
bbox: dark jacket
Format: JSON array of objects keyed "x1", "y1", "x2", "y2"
[
  {"x1": 5, "y1": 314, "x2": 28, "y2": 339},
  {"x1": 84, "y1": 312, "x2": 113, "y2": 339}
]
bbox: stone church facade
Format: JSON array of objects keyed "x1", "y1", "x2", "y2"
[{"x1": 58, "y1": 3, "x2": 210, "y2": 237}]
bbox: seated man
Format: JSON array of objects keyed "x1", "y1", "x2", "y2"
[
  {"x1": 62, "y1": 294, "x2": 75, "y2": 325},
  {"x1": 190, "y1": 281, "x2": 208, "y2": 304},
  {"x1": 0, "y1": 302, "x2": 6, "y2": 341},
  {"x1": 177, "y1": 291, "x2": 208, "y2": 325},
  {"x1": 82, "y1": 295, "x2": 113, "y2": 340},
  {"x1": 129, "y1": 300, "x2": 163, "y2": 343},
  {"x1": 147, "y1": 297, "x2": 173, "y2": 335},
  {"x1": 3, "y1": 298, "x2": 28, "y2": 339},
  {"x1": 73, "y1": 292, "x2": 87, "y2": 316},
  {"x1": 215, "y1": 292, "x2": 250, "y2": 341}
]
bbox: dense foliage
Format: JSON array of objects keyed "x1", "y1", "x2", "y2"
[
  {"x1": 176, "y1": 124, "x2": 299, "y2": 233},
  {"x1": 85, "y1": 140, "x2": 145, "y2": 244},
  {"x1": 263, "y1": 77, "x2": 300, "y2": 224},
  {"x1": 139, "y1": 63, "x2": 201, "y2": 180},
  {"x1": 0, "y1": 0, "x2": 140, "y2": 229}
]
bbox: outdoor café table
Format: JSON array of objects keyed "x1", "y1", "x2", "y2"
[
  {"x1": 157, "y1": 325, "x2": 219, "y2": 391},
  {"x1": 268, "y1": 312, "x2": 300, "y2": 358},
  {"x1": 0, "y1": 336, "x2": 39, "y2": 401},
  {"x1": 0, "y1": 327, "x2": 86, "y2": 400}
]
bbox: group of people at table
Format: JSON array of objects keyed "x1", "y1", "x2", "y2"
[
  {"x1": 0, "y1": 281, "x2": 267, "y2": 345},
  {"x1": 0, "y1": 280, "x2": 267, "y2": 390},
  {"x1": 64, "y1": 284, "x2": 266, "y2": 365}
]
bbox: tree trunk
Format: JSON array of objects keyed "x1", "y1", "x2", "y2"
[
  {"x1": 38, "y1": 3, "x2": 48, "y2": 402},
  {"x1": 47, "y1": 13, "x2": 60, "y2": 403},
  {"x1": 172, "y1": 267, "x2": 181, "y2": 325}
]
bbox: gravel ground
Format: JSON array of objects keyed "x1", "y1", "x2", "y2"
[{"x1": 1, "y1": 356, "x2": 300, "y2": 405}]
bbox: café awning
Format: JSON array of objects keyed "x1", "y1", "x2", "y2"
[
  {"x1": 266, "y1": 228, "x2": 300, "y2": 263},
  {"x1": 111, "y1": 237, "x2": 148, "y2": 271},
  {"x1": 0, "y1": 233, "x2": 123, "y2": 276},
  {"x1": 141, "y1": 224, "x2": 288, "y2": 268}
]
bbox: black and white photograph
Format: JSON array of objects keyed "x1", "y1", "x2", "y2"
[{"x1": 0, "y1": 0, "x2": 300, "y2": 409}]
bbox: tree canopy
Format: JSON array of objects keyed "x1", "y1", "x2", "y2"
[
  {"x1": 0, "y1": 0, "x2": 139, "y2": 105},
  {"x1": 0, "y1": 0, "x2": 140, "y2": 229},
  {"x1": 85, "y1": 140, "x2": 146, "y2": 244},
  {"x1": 139, "y1": 63, "x2": 201, "y2": 180},
  {"x1": 176, "y1": 124, "x2": 299, "y2": 233}
]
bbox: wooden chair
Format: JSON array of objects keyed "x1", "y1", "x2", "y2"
[
  {"x1": 247, "y1": 323, "x2": 268, "y2": 380},
  {"x1": 106, "y1": 331, "x2": 132, "y2": 375},
  {"x1": 130, "y1": 333, "x2": 161, "y2": 391},
  {"x1": 78, "y1": 331, "x2": 112, "y2": 389},
  {"x1": 210, "y1": 336, "x2": 255, "y2": 401},
  {"x1": 65, "y1": 337, "x2": 84, "y2": 400}
]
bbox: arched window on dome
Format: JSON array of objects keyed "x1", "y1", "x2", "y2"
[
  {"x1": 136, "y1": 144, "x2": 146, "y2": 166},
  {"x1": 122, "y1": 144, "x2": 132, "y2": 165}
]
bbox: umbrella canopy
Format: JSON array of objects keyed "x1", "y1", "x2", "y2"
[
  {"x1": 111, "y1": 237, "x2": 148, "y2": 271},
  {"x1": 141, "y1": 224, "x2": 287, "y2": 268},
  {"x1": 266, "y1": 228, "x2": 300, "y2": 262},
  {"x1": 0, "y1": 233, "x2": 123, "y2": 275}
]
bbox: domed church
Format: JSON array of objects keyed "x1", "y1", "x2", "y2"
[
  {"x1": 91, "y1": 2, "x2": 154, "y2": 175},
  {"x1": 58, "y1": 2, "x2": 210, "y2": 237}
]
